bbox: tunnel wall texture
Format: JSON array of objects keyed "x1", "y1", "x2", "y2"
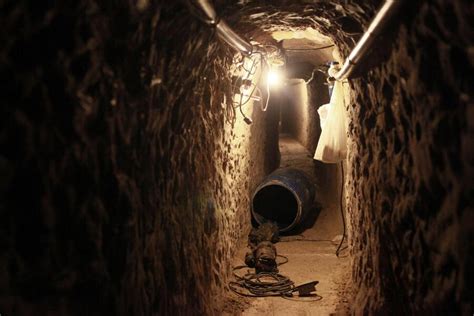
[
  {"x1": 345, "y1": 1, "x2": 474, "y2": 314},
  {"x1": 0, "y1": 1, "x2": 279, "y2": 315},
  {"x1": 305, "y1": 73, "x2": 329, "y2": 153},
  {"x1": 281, "y1": 71, "x2": 328, "y2": 153},
  {"x1": 281, "y1": 79, "x2": 310, "y2": 145}
]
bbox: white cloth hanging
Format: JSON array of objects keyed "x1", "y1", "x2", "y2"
[{"x1": 314, "y1": 81, "x2": 347, "y2": 163}]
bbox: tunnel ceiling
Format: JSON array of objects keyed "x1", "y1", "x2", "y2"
[
  {"x1": 221, "y1": 0, "x2": 376, "y2": 54},
  {"x1": 213, "y1": 0, "x2": 381, "y2": 73},
  {"x1": 277, "y1": 28, "x2": 335, "y2": 66},
  {"x1": 282, "y1": 38, "x2": 335, "y2": 66}
]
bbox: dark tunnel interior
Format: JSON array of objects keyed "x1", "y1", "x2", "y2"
[
  {"x1": 253, "y1": 185, "x2": 298, "y2": 229},
  {"x1": 0, "y1": 0, "x2": 473, "y2": 315}
]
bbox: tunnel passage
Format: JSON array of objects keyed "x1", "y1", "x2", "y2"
[{"x1": 1, "y1": 0, "x2": 473, "y2": 316}]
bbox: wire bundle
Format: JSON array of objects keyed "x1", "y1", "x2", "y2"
[
  {"x1": 232, "y1": 50, "x2": 271, "y2": 122},
  {"x1": 229, "y1": 266, "x2": 294, "y2": 297}
]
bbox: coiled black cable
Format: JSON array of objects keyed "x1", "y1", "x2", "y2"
[
  {"x1": 335, "y1": 161, "x2": 347, "y2": 257},
  {"x1": 229, "y1": 254, "x2": 322, "y2": 302},
  {"x1": 229, "y1": 267, "x2": 294, "y2": 297}
]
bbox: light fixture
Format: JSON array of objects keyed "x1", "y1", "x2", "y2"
[
  {"x1": 267, "y1": 69, "x2": 282, "y2": 87},
  {"x1": 229, "y1": 44, "x2": 287, "y2": 120}
]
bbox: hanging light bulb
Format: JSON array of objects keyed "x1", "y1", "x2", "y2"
[{"x1": 267, "y1": 69, "x2": 282, "y2": 86}]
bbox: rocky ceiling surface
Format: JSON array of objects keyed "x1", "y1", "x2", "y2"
[{"x1": 216, "y1": 0, "x2": 382, "y2": 75}]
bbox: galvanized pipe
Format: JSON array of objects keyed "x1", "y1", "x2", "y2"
[
  {"x1": 196, "y1": 0, "x2": 253, "y2": 55},
  {"x1": 216, "y1": 21, "x2": 253, "y2": 55},
  {"x1": 196, "y1": 0, "x2": 217, "y2": 22},
  {"x1": 334, "y1": 0, "x2": 403, "y2": 80}
]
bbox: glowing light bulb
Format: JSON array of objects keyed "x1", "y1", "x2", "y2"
[{"x1": 267, "y1": 70, "x2": 282, "y2": 86}]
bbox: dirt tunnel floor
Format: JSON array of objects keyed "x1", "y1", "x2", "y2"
[{"x1": 226, "y1": 135, "x2": 350, "y2": 315}]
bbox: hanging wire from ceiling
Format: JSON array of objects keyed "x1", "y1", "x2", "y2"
[
  {"x1": 231, "y1": 48, "x2": 273, "y2": 124},
  {"x1": 285, "y1": 44, "x2": 335, "y2": 51},
  {"x1": 186, "y1": 0, "x2": 288, "y2": 123},
  {"x1": 335, "y1": 161, "x2": 347, "y2": 257}
]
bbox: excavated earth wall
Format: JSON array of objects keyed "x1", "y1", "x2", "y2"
[
  {"x1": 345, "y1": 1, "x2": 474, "y2": 314},
  {"x1": 0, "y1": 1, "x2": 278, "y2": 315}
]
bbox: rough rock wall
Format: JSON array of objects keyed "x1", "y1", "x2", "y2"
[
  {"x1": 306, "y1": 73, "x2": 330, "y2": 153},
  {"x1": 0, "y1": 1, "x2": 278, "y2": 315},
  {"x1": 281, "y1": 79, "x2": 310, "y2": 143},
  {"x1": 281, "y1": 69, "x2": 329, "y2": 154},
  {"x1": 345, "y1": 1, "x2": 474, "y2": 314}
]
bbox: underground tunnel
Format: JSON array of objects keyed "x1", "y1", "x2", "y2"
[{"x1": 1, "y1": 0, "x2": 473, "y2": 315}]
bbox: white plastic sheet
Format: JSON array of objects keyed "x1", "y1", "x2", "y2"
[
  {"x1": 317, "y1": 103, "x2": 330, "y2": 129},
  {"x1": 314, "y1": 81, "x2": 347, "y2": 163}
]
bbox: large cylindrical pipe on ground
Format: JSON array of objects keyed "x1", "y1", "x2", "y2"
[{"x1": 251, "y1": 168, "x2": 315, "y2": 233}]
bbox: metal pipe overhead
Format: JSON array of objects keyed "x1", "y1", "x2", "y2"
[
  {"x1": 334, "y1": 0, "x2": 404, "y2": 80},
  {"x1": 196, "y1": 0, "x2": 253, "y2": 55}
]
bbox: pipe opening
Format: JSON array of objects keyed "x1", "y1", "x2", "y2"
[{"x1": 252, "y1": 184, "x2": 299, "y2": 230}]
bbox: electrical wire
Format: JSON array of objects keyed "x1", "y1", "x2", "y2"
[
  {"x1": 229, "y1": 46, "x2": 275, "y2": 119},
  {"x1": 277, "y1": 164, "x2": 346, "y2": 257},
  {"x1": 304, "y1": 64, "x2": 333, "y2": 85},
  {"x1": 263, "y1": 44, "x2": 278, "y2": 54},
  {"x1": 242, "y1": 55, "x2": 258, "y2": 77},
  {"x1": 232, "y1": 55, "x2": 258, "y2": 110},
  {"x1": 185, "y1": 1, "x2": 280, "y2": 116},
  {"x1": 234, "y1": 54, "x2": 263, "y2": 123},
  {"x1": 279, "y1": 235, "x2": 334, "y2": 243},
  {"x1": 285, "y1": 44, "x2": 335, "y2": 51},
  {"x1": 229, "y1": 268, "x2": 295, "y2": 297},
  {"x1": 282, "y1": 294, "x2": 323, "y2": 302},
  {"x1": 234, "y1": 56, "x2": 260, "y2": 117},
  {"x1": 261, "y1": 57, "x2": 271, "y2": 112},
  {"x1": 263, "y1": 75, "x2": 270, "y2": 111},
  {"x1": 229, "y1": 256, "x2": 321, "y2": 301},
  {"x1": 230, "y1": 255, "x2": 293, "y2": 297},
  {"x1": 233, "y1": 53, "x2": 266, "y2": 110},
  {"x1": 335, "y1": 161, "x2": 347, "y2": 257},
  {"x1": 276, "y1": 254, "x2": 288, "y2": 265},
  {"x1": 250, "y1": 50, "x2": 271, "y2": 112},
  {"x1": 305, "y1": 68, "x2": 317, "y2": 85},
  {"x1": 237, "y1": 90, "x2": 251, "y2": 124}
]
